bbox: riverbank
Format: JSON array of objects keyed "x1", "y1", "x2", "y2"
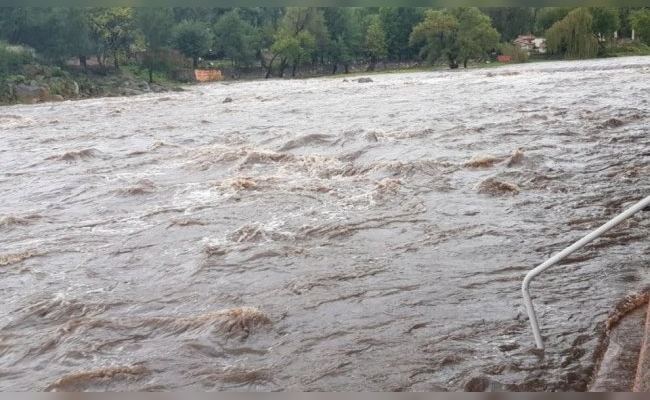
[
  {"x1": 0, "y1": 59, "x2": 524, "y2": 106},
  {"x1": 2, "y1": 46, "x2": 649, "y2": 107},
  {"x1": 0, "y1": 64, "x2": 185, "y2": 106}
]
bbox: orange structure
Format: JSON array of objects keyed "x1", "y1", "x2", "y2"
[{"x1": 194, "y1": 69, "x2": 223, "y2": 82}]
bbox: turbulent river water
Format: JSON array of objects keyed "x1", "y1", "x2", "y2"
[{"x1": 2, "y1": 56, "x2": 650, "y2": 391}]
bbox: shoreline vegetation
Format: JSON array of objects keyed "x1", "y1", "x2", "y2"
[{"x1": 1, "y1": 7, "x2": 649, "y2": 106}]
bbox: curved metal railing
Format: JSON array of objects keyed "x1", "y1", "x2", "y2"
[{"x1": 522, "y1": 194, "x2": 650, "y2": 349}]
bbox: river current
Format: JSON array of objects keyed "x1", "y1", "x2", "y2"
[{"x1": 1, "y1": 56, "x2": 650, "y2": 391}]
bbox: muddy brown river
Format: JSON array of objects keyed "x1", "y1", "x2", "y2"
[{"x1": 2, "y1": 56, "x2": 650, "y2": 391}]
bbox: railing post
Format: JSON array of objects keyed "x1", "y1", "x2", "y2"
[{"x1": 522, "y1": 195, "x2": 650, "y2": 349}]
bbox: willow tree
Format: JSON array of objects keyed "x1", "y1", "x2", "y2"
[{"x1": 545, "y1": 8, "x2": 598, "y2": 59}]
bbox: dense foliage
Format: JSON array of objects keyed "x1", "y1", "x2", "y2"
[{"x1": 0, "y1": 7, "x2": 647, "y2": 80}]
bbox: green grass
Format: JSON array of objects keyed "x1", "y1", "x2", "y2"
[
  {"x1": 119, "y1": 64, "x2": 188, "y2": 89},
  {"x1": 599, "y1": 41, "x2": 650, "y2": 57}
]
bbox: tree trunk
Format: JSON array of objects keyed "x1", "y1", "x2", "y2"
[
  {"x1": 463, "y1": 57, "x2": 469, "y2": 69},
  {"x1": 192, "y1": 57, "x2": 199, "y2": 69},
  {"x1": 367, "y1": 57, "x2": 376, "y2": 72},
  {"x1": 344, "y1": 64, "x2": 349, "y2": 74},
  {"x1": 265, "y1": 55, "x2": 277, "y2": 79},
  {"x1": 292, "y1": 62, "x2": 297, "y2": 77},
  {"x1": 448, "y1": 55, "x2": 459, "y2": 69},
  {"x1": 113, "y1": 50, "x2": 119, "y2": 69},
  {"x1": 79, "y1": 55, "x2": 87, "y2": 72},
  {"x1": 278, "y1": 58, "x2": 287, "y2": 78},
  {"x1": 148, "y1": 65, "x2": 153, "y2": 83},
  {"x1": 332, "y1": 63, "x2": 337, "y2": 74}
]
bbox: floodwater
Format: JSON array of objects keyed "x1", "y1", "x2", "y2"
[{"x1": 2, "y1": 56, "x2": 650, "y2": 392}]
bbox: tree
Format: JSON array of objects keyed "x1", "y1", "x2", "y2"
[
  {"x1": 57, "y1": 8, "x2": 94, "y2": 68},
  {"x1": 409, "y1": 8, "x2": 500, "y2": 69},
  {"x1": 364, "y1": 14, "x2": 387, "y2": 71},
  {"x1": 588, "y1": 7, "x2": 620, "y2": 43},
  {"x1": 630, "y1": 9, "x2": 650, "y2": 45},
  {"x1": 0, "y1": 8, "x2": 93, "y2": 66},
  {"x1": 617, "y1": 8, "x2": 637, "y2": 38},
  {"x1": 135, "y1": 8, "x2": 174, "y2": 82},
  {"x1": 270, "y1": 32, "x2": 315, "y2": 77},
  {"x1": 269, "y1": 7, "x2": 328, "y2": 77},
  {"x1": 88, "y1": 7, "x2": 137, "y2": 69},
  {"x1": 213, "y1": 10, "x2": 260, "y2": 68},
  {"x1": 546, "y1": 8, "x2": 599, "y2": 59},
  {"x1": 378, "y1": 7, "x2": 425, "y2": 61},
  {"x1": 322, "y1": 7, "x2": 363, "y2": 73},
  {"x1": 172, "y1": 19, "x2": 213, "y2": 69},
  {"x1": 171, "y1": 7, "x2": 219, "y2": 24},
  {"x1": 480, "y1": 7, "x2": 535, "y2": 42},
  {"x1": 410, "y1": 10, "x2": 458, "y2": 68},
  {"x1": 452, "y1": 8, "x2": 500, "y2": 68},
  {"x1": 534, "y1": 7, "x2": 573, "y2": 35}
]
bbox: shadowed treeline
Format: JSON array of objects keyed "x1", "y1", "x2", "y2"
[{"x1": 1, "y1": 6, "x2": 648, "y2": 104}]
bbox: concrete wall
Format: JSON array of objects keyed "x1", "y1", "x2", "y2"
[
  {"x1": 172, "y1": 69, "x2": 223, "y2": 83},
  {"x1": 194, "y1": 69, "x2": 223, "y2": 82}
]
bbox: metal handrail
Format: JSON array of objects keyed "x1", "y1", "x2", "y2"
[{"x1": 522, "y1": 194, "x2": 650, "y2": 349}]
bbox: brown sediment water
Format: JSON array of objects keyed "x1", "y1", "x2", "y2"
[{"x1": 1, "y1": 56, "x2": 650, "y2": 391}]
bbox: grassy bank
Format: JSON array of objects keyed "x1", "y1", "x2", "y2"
[{"x1": 3, "y1": 49, "x2": 650, "y2": 106}]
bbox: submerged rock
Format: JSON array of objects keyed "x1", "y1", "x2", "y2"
[
  {"x1": 507, "y1": 149, "x2": 524, "y2": 167},
  {"x1": 602, "y1": 118, "x2": 624, "y2": 128},
  {"x1": 464, "y1": 155, "x2": 502, "y2": 168},
  {"x1": 475, "y1": 177, "x2": 520, "y2": 196},
  {"x1": 149, "y1": 84, "x2": 169, "y2": 93}
]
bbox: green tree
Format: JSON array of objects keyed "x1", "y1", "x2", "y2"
[
  {"x1": 171, "y1": 7, "x2": 226, "y2": 25},
  {"x1": 322, "y1": 7, "x2": 363, "y2": 73},
  {"x1": 0, "y1": 41, "x2": 35, "y2": 75},
  {"x1": 452, "y1": 8, "x2": 500, "y2": 68},
  {"x1": 269, "y1": 7, "x2": 328, "y2": 77},
  {"x1": 630, "y1": 9, "x2": 650, "y2": 45},
  {"x1": 213, "y1": 10, "x2": 260, "y2": 68},
  {"x1": 172, "y1": 19, "x2": 213, "y2": 69},
  {"x1": 410, "y1": 10, "x2": 458, "y2": 68},
  {"x1": 546, "y1": 8, "x2": 599, "y2": 59},
  {"x1": 237, "y1": 7, "x2": 283, "y2": 28},
  {"x1": 480, "y1": 7, "x2": 535, "y2": 42},
  {"x1": 270, "y1": 32, "x2": 315, "y2": 77},
  {"x1": 57, "y1": 8, "x2": 94, "y2": 68},
  {"x1": 88, "y1": 7, "x2": 137, "y2": 69},
  {"x1": 534, "y1": 7, "x2": 573, "y2": 35},
  {"x1": 0, "y1": 8, "x2": 93, "y2": 66},
  {"x1": 254, "y1": 8, "x2": 284, "y2": 76},
  {"x1": 410, "y1": 8, "x2": 500, "y2": 69},
  {"x1": 588, "y1": 7, "x2": 620, "y2": 43},
  {"x1": 379, "y1": 7, "x2": 426, "y2": 61},
  {"x1": 364, "y1": 14, "x2": 387, "y2": 71},
  {"x1": 135, "y1": 8, "x2": 174, "y2": 82},
  {"x1": 617, "y1": 8, "x2": 636, "y2": 38}
]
